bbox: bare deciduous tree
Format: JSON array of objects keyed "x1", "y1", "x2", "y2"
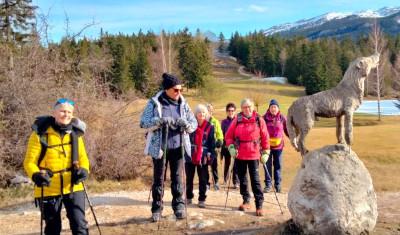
[
  {"x1": 279, "y1": 48, "x2": 287, "y2": 76},
  {"x1": 369, "y1": 20, "x2": 387, "y2": 121}
]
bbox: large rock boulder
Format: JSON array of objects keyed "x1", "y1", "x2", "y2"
[{"x1": 288, "y1": 144, "x2": 377, "y2": 235}]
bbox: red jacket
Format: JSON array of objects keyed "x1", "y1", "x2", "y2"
[{"x1": 225, "y1": 111, "x2": 269, "y2": 160}]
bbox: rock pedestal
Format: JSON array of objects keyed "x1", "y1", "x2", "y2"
[{"x1": 288, "y1": 144, "x2": 377, "y2": 235}]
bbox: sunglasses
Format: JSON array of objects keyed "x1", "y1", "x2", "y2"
[
  {"x1": 55, "y1": 98, "x2": 75, "y2": 107},
  {"x1": 173, "y1": 88, "x2": 182, "y2": 93}
]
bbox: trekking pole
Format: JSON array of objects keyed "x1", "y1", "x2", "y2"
[
  {"x1": 263, "y1": 164, "x2": 284, "y2": 214},
  {"x1": 180, "y1": 128, "x2": 189, "y2": 228},
  {"x1": 82, "y1": 182, "x2": 102, "y2": 235},
  {"x1": 224, "y1": 157, "x2": 234, "y2": 211},
  {"x1": 40, "y1": 185, "x2": 44, "y2": 235},
  {"x1": 158, "y1": 124, "x2": 169, "y2": 230},
  {"x1": 147, "y1": 188, "x2": 151, "y2": 204}
]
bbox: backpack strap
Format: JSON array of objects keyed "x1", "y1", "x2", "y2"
[
  {"x1": 38, "y1": 133, "x2": 48, "y2": 166},
  {"x1": 204, "y1": 122, "x2": 212, "y2": 139},
  {"x1": 234, "y1": 113, "x2": 261, "y2": 147},
  {"x1": 236, "y1": 113, "x2": 260, "y2": 127},
  {"x1": 32, "y1": 116, "x2": 53, "y2": 166}
]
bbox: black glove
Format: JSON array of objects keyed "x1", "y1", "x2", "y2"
[
  {"x1": 176, "y1": 118, "x2": 190, "y2": 129},
  {"x1": 72, "y1": 168, "x2": 88, "y2": 185},
  {"x1": 32, "y1": 172, "x2": 51, "y2": 187},
  {"x1": 215, "y1": 140, "x2": 223, "y2": 148}
]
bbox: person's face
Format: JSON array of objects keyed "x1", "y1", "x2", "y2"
[
  {"x1": 226, "y1": 107, "x2": 236, "y2": 119},
  {"x1": 196, "y1": 111, "x2": 207, "y2": 123},
  {"x1": 53, "y1": 104, "x2": 74, "y2": 125},
  {"x1": 269, "y1": 105, "x2": 279, "y2": 115},
  {"x1": 165, "y1": 85, "x2": 182, "y2": 101},
  {"x1": 241, "y1": 103, "x2": 253, "y2": 116},
  {"x1": 207, "y1": 106, "x2": 214, "y2": 117}
]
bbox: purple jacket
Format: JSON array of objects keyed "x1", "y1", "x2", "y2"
[
  {"x1": 263, "y1": 111, "x2": 289, "y2": 150},
  {"x1": 221, "y1": 116, "x2": 234, "y2": 136}
]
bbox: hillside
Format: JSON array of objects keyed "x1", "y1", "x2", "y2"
[{"x1": 0, "y1": 54, "x2": 399, "y2": 234}]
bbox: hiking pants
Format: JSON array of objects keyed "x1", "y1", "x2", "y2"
[
  {"x1": 39, "y1": 191, "x2": 88, "y2": 235},
  {"x1": 221, "y1": 146, "x2": 239, "y2": 185},
  {"x1": 185, "y1": 162, "x2": 208, "y2": 202},
  {"x1": 236, "y1": 159, "x2": 264, "y2": 209},
  {"x1": 207, "y1": 152, "x2": 219, "y2": 186},
  {"x1": 264, "y1": 149, "x2": 283, "y2": 189},
  {"x1": 151, "y1": 147, "x2": 184, "y2": 213}
]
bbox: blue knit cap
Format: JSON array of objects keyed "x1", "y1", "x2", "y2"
[{"x1": 269, "y1": 99, "x2": 279, "y2": 107}]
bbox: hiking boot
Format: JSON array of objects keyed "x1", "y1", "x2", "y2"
[
  {"x1": 187, "y1": 199, "x2": 192, "y2": 205},
  {"x1": 198, "y1": 201, "x2": 206, "y2": 208},
  {"x1": 275, "y1": 186, "x2": 281, "y2": 193},
  {"x1": 214, "y1": 183, "x2": 220, "y2": 191},
  {"x1": 256, "y1": 209, "x2": 264, "y2": 216},
  {"x1": 151, "y1": 212, "x2": 161, "y2": 222},
  {"x1": 175, "y1": 210, "x2": 186, "y2": 220},
  {"x1": 263, "y1": 186, "x2": 271, "y2": 193},
  {"x1": 238, "y1": 202, "x2": 251, "y2": 211}
]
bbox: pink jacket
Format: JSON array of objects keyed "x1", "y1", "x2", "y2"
[
  {"x1": 225, "y1": 111, "x2": 269, "y2": 160},
  {"x1": 263, "y1": 111, "x2": 288, "y2": 150}
]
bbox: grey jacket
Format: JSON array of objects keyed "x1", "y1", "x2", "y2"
[{"x1": 140, "y1": 91, "x2": 197, "y2": 159}]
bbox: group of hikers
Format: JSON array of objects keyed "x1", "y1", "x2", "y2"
[{"x1": 23, "y1": 72, "x2": 289, "y2": 234}]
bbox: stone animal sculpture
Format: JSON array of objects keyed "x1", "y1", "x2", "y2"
[{"x1": 286, "y1": 54, "x2": 380, "y2": 156}]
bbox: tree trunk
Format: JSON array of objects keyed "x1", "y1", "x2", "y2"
[{"x1": 376, "y1": 67, "x2": 381, "y2": 121}]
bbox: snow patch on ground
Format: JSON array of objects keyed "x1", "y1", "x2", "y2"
[
  {"x1": 355, "y1": 100, "x2": 400, "y2": 116},
  {"x1": 252, "y1": 77, "x2": 288, "y2": 84}
]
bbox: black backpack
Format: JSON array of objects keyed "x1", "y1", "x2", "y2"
[{"x1": 32, "y1": 116, "x2": 84, "y2": 165}]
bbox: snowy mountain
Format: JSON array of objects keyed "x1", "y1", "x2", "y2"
[{"x1": 264, "y1": 6, "x2": 400, "y2": 39}]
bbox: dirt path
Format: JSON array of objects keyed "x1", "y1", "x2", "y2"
[{"x1": 0, "y1": 189, "x2": 399, "y2": 235}]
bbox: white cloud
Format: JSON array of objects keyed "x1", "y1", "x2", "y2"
[
  {"x1": 234, "y1": 8, "x2": 244, "y2": 12},
  {"x1": 249, "y1": 4, "x2": 267, "y2": 13}
]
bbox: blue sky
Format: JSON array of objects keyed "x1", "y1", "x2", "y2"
[{"x1": 34, "y1": 0, "x2": 399, "y2": 42}]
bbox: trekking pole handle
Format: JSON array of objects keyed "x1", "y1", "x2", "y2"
[{"x1": 72, "y1": 161, "x2": 79, "y2": 170}]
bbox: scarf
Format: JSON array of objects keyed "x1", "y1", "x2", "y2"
[{"x1": 192, "y1": 121, "x2": 209, "y2": 165}]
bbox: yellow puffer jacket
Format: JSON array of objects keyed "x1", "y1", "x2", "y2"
[{"x1": 24, "y1": 126, "x2": 89, "y2": 198}]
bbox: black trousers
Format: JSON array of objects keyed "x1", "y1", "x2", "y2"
[
  {"x1": 39, "y1": 191, "x2": 88, "y2": 235},
  {"x1": 221, "y1": 146, "x2": 239, "y2": 185},
  {"x1": 208, "y1": 152, "x2": 219, "y2": 185},
  {"x1": 152, "y1": 147, "x2": 184, "y2": 213},
  {"x1": 185, "y1": 162, "x2": 208, "y2": 202},
  {"x1": 236, "y1": 159, "x2": 264, "y2": 209}
]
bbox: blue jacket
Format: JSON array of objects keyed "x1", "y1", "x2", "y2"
[{"x1": 140, "y1": 91, "x2": 197, "y2": 159}]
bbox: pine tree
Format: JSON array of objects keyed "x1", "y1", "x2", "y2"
[
  {"x1": 303, "y1": 43, "x2": 327, "y2": 95},
  {"x1": 218, "y1": 32, "x2": 225, "y2": 53},
  {"x1": 0, "y1": 0, "x2": 37, "y2": 43},
  {"x1": 176, "y1": 29, "x2": 211, "y2": 88},
  {"x1": 130, "y1": 47, "x2": 151, "y2": 93}
]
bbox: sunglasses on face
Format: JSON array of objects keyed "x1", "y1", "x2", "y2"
[
  {"x1": 55, "y1": 98, "x2": 75, "y2": 107},
  {"x1": 173, "y1": 88, "x2": 182, "y2": 93}
]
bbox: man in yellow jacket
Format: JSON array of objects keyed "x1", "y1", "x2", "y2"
[{"x1": 24, "y1": 98, "x2": 90, "y2": 235}]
